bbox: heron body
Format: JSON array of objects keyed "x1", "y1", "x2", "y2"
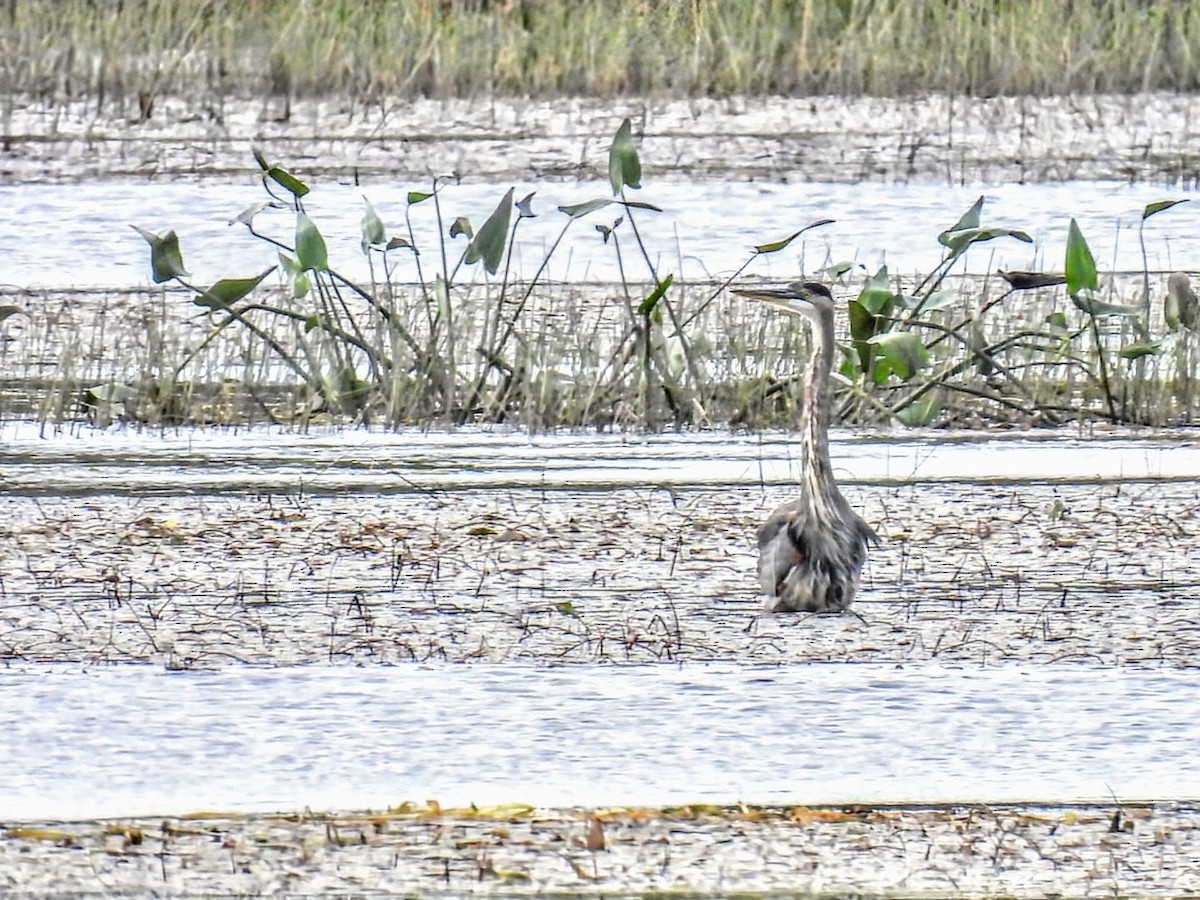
[
  {"x1": 735, "y1": 282, "x2": 878, "y2": 613},
  {"x1": 1166, "y1": 272, "x2": 1199, "y2": 332}
]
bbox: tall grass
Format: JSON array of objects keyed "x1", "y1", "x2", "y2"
[{"x1": 2, "y1": 0, "x2": 1198, "y2": 112}]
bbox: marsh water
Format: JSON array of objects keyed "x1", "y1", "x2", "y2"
[
  {"x1": 4, "y1": 179, "x2": 1200, "y2": 290},
  {"x1": 5, "y1": 94, "x2": 1200, "y2": 834},
  {"x1": 3, "y1": 428, "x2": 1200, "y2": 820},
  {"x1": 4, "y1": 661, "x2": 1199, "y2": 821}
]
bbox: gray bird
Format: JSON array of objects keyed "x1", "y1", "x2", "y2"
[
  {"x1": 1166, "y1": 272, "x2": 1199, "y2": 332},
  {"x1": 734, "y1": 282, "x2": 878, "y2": 613}
]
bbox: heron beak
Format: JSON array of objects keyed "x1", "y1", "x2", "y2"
[{"x1": 732, "y1": 287, "x2": 814, "y2": 316}]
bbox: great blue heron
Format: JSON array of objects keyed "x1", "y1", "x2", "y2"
[
  {"x1": 735, "y1": 282, "x2": 878, "y2": 613},
  {"x1": 1166, "y1": 272, "x2": 1199, "y2": 332}
]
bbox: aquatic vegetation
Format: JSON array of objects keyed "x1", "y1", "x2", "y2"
[{"x1": 117, "y1": 116, "x2": 1196, "y2": 431}]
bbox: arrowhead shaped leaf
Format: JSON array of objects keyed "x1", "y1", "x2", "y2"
[
  {"x1": 194, "y1": 266, "x2": 276, "y2": 309},
  {"x1": 998, "y1": 270, "x2": 1067, "y2": 291},
  {"x1": 464, "y1": 187, "x2": 513, "y2": 274},
  {"x1": 132, "y1": 226, "x2": 188, "y2": 283},
  {"x1": 1143, "y1": 199, "x2": 1188, "y2": 220},
  {"x1": 449, "y1": 216, "x2": 473, "y2": 239},
  {"x1": 361, "y1": 199, "x2": 386, "y2": 254},
  {"x1": 944, "y1": 226, "x2": 1033, "y2": 258},
  {"x1": 753, "y1": 219, "x2": 835, "y2": 255},
  {"x1": 1070, "y1": 294, "x2": 1140, "y2": 317},
  {"x1": 1065, "y1": 219, "x2": 1098, "y2": 295},
  {"x1": 560, "y1": 198, "x2": 616, "y2": 219},
  {"x1": 295, "y1": 212, "x2": 328, "y2": 272},
  {"x1": 407, "y1": 191, "x2": 434, "y2": 205},
  {"x1": 278, "y1": 252, "x2": 311, "y2": 299},
  {"x1": 1119, "y1": 341, "x2": 1163, "y2": 359},
  {"x1": 867, "y1": 331, "x2": 931, "y2": 380},
  {"x1": 856, "y1": 266, "x2": 895, "y2": 316},
  {"x1": 267, "y1": 166, "x2": 308, "y2": 198},
  {"x1": 230, "y1": 201, "x2": 286, "y2": 227},
  {"x1": 608, "y1": 117, "x2": 642, "y2": 195},
  {"x1": 894, "y1": 288, "x2": 958, "y2": 311},
  {"x1": 516, "y1": 192, "x2": 537, "y2": 218},
  {"x1": 938, "y1": 196, "x2": 984, "y2": 247},
  {"x1": 896, "y1": 391, "x2": 943, "y2": 426}
]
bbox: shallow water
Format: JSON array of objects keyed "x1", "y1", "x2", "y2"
[
  {"x1": 3, "y1": 661, "x2": 1197, "y2": 821},
  {"x1": 3, "y1": 178, "x2": 1198, "y2": 291},
  {"x1": 2, "y1": 425, "x2": 1198, "y2": 495}
]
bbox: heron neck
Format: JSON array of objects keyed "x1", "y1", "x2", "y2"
[{"x1": 801, "y1": 312, "x2": 835, "y2": 490}]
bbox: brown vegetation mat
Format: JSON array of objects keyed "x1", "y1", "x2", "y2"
[
  {"x1": 3, "y1": 801, "x2": 1198, "y2": 897},
  {"x1": 2, "y1": 479, "x2": 1197, "y2": 669}
]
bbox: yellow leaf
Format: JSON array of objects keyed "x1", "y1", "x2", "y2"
[{"x1": 6, "y1": 827, "x2": 76, "y2": 843}]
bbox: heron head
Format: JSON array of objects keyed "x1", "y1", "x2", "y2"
[{"x1": 733, "y1": 281, "x2": 835, "y2": 324}]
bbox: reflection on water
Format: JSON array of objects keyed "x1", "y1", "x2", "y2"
[
  {"x1": 2, "y1": 179, "x2": 1198, "y2": 290},
  {"x1": 2, "y1": 662, "x2": 1196, "y2": 820}
]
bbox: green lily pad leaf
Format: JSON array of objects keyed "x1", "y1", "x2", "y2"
[
  {"x1": 895, "y1": 391, "x2": 943, "y2": 426},
  {"x1": 194, "y1": 266, "x2": 276, "y2": 309},
  {"x1": 1065, "y1": 219, "x2": 1098, "y2": 295},
  {"x1": 1143, "y1": 199, "x2": 1189, "y2": 220},
  {"x1": 1070, "y1": 293, "x2": 1140, "y2": 317},
  {"x1": 638, "y1": 274, "x2": 674, "y2": 315},
  {"x1": 131, "y1": 226, "x2": 188, "y2": 283},
  {"x1": 361, "y1": 199, "x2": 386, "y2": 254},
  {"x1": 407, "y1": 190, "x2": 434, "y2": 205},
  {"x1": 278, "y1": 252, "x2": 311, "y2": 299},
  {"x1": 449, "y1": 216, "x2": 473, "y2": 239},
  {"x1": 754, "y1": 218, "x2": 835, "y2": 255},
  {"x1": 295, "y1": 212, "x2": 328, "y2": 272},
  {"x1": 867, "y1": 331, "x2": 931, "y2": 380},
  {"x1": 464, "y1": 187, "x2": 514, "y2": 274},
  {"x1": 608, "y1": 117, "x2": 642, "y2": 195},
  {"x1": 1119, "y1": 341, "x2": 1163, "y2": 360}
]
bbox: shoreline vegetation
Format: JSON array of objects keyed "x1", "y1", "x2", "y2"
[{"x1": 1, "y1": 0, "x2": 1197, "y2": 112}]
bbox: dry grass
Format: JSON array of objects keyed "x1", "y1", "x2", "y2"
[
  {"x1": 1, "y1": 0, "x2": 1198, "y2": 116},
  {"x1": 3, "y1": 801, "x2": 1199, "y2": 895}
]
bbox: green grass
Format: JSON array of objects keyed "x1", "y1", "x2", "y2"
[{"x1": 2, "y1": 0, "x2": 1198, "y2": 109}]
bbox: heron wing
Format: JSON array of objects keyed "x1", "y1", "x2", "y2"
[{"x1": 756, "y1": 500, "x2": 804, "y2": 595}]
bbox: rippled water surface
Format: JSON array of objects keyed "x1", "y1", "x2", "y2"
[
  {"x1": 2, "y1": 425, "x2": 1198, "y2": 494},
  {"x1": 4, "y1": 179, "x2": 1200, "y2": 290},
  {"x1": 3, "y1": 426, "x2": 1199, "y2": 820},
  {"x1": 3, "y1": 662, "x2": 1198, "y2": 821}
]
